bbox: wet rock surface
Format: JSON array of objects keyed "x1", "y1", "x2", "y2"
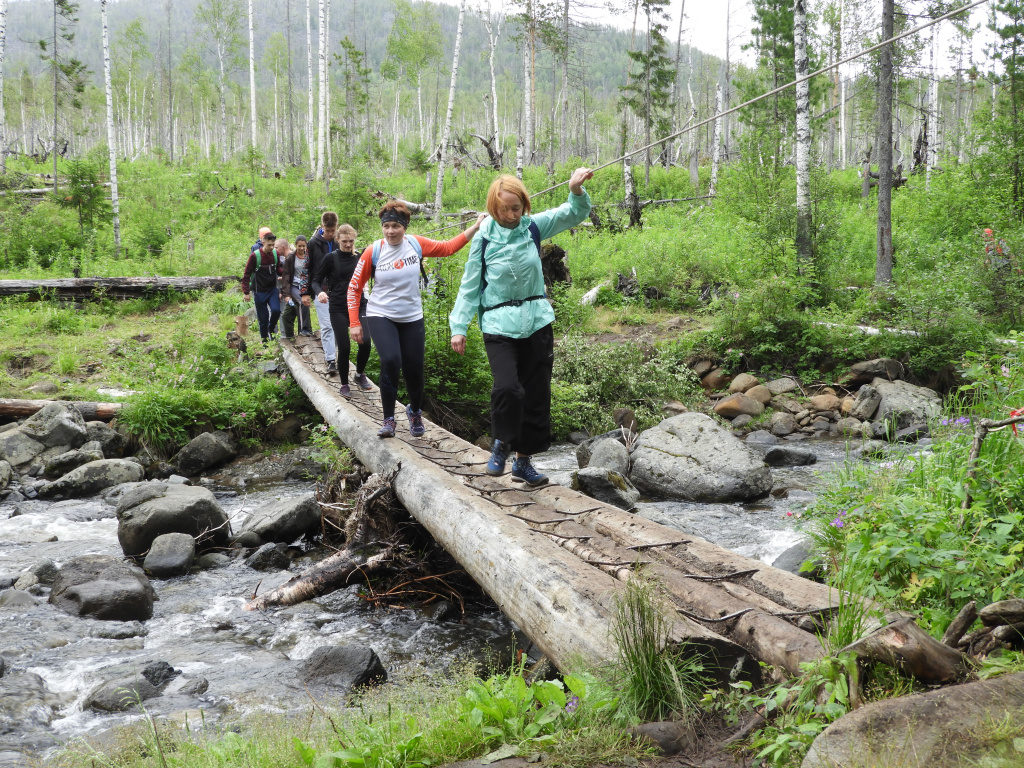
[
  {"x1": 48, "y1": 555, "x2": 155, "y2": 621},
  {"x1": 116, "y1": 483, "x2": 231, "y2": 556}
]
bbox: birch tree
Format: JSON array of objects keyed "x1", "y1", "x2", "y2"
[
  {"x1": 196, "y1": 0, "x2": 243, "y2": 162},
  {"x1": 247, "y1": 0, "x2": 257, "y2": 153},
  {"x1": 0, "y1": 0, "x2": 7, "y2": 173},
  {"x1": 434, "y1": 0, "x2": 467, "y2": 220},
  {"x1": 794, "y1": 0, "x2": 812, "y2": 271},
  {"x1": 876, "y1": 0, "x2": 895, "y2": 284},
  {"x1": 481, "y1": 3, "x2": 504, "y2": 149},
  {"x1": 100, "y1": 0, "x2": 121, "y2": 255},
  {"x1": 307, "y1": 0, "x2": 314, "y2": 169},
  {"x1": 315, "y1": 0, "x2": 326, "y2": 180}
]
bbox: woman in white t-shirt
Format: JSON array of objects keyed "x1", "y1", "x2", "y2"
[{"x1": 348, "y1": 201, "x2": 485, "y2": 438}]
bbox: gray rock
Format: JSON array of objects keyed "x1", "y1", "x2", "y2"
[
  {"x1": 299, "y1": 645, "x2": 387, "y2": 692},
  {"x1": 576, "y1": 430, "x2": 633, "y2": 469},
  {"x1": 587, "y1": 440, "x2": 630, "y2": 476},
  {"x1": 89, "y1": 621, "x2": 147, "y2": 640},
  {"x1": 245, "y1": 543, "x2": 291, "y2": 571},
  {"x1": 895, "y1": 423, "x2": 930, "y2": 443},
  {"x1": 772, "y1": 541, "x2": 822, "y2": 580},
  {"x1": 731, "y1": 414, "x2": 754, "y2": 429},
  {"x1": 850, "y1": 384, "x2": 882, "y2": 421},
  {"x1": 979, "y1": 599, "x2": 1024, "y2": 627},
  {"x1": 853, "y1": 440, "x2": 890, "y2": 459},
  {"x1": 765, "y1": 377, "x2": 800, "y2": 396},
  {"x1": 13, "y1": 573, "x2": 39, "y2": 590},
  {"x1": 181, "y1": 677, "x2": 209, "y2": 696},
  {"x1": 171, "y1": 430, "x2": 238, "y2": 476},
  {"x1": 0, "y1": 656, "x2": 4, "y2": 678},
  {"x1": 0, "y1": 590, "x2": 39, "y2": 609},
  {"x1": 0, "y1": 672, "x2": 58, "y2": 741},
  {"x1": 872, "y1": 378, "x2": 942, "y2": 429},
  {"x1": 116, "y1": 483, "x2": 231, "y2": 557},
  {"x1": 166, "y1": 474, "x2": 191, "y2": 485},
  {"x1": 629, "y1": 413, "x2": 772, "y2": 502},
  {"x1": 769, "y1": 411, "x2": 798, "y2": 437},
  {"x1": 195, "y1": 553, "x2": 232, "y2": 569},
  {"x1": 43, "y1": 447, "x2": 102, "y2": 480},
  {"x1": 835, "y1": 417, "x2": 865, "y2": 437},
  {"x1": 49, "y1": 555, "x2": 155, "y2": 621},
  {"x1": 745, "y1": 430, "x2": 779, "y2": 447},
  {"x1": 86, "y1": 677, "x2": 160, "y2": 712},
  {"x1": 801, "y1": 673, "x2": 1024, "y2": 768},
  {"x1": 869, "y1": 421, "x2": 891, "y2": 440},
  {"x1": 0, "y1": 429, "x2": 45, "y2": 467},
  {"x1": 268, "y1": 415, "x2": 304, "y2": 443},
  {"x1": 571, "y1": 467, "x2": 640, "y2": 511},
  {"x1": 37, "y1": 459, "x2": 146, "y2": 500},
  {"x1": 713, "y1": 394, "x2": 764, "y2": 419},
  {"x1": 628, "y1": 721, "x2": 696, "y2": 757},
  {"x1": 86, "y1": 421, "x2": 126, "y2": 458},
  {"x1": 141, "y1": 661, "x2": 179, "y2": 687},
  {"x1": 231, "y1": 531, "x2": 264, "y2": 548},
  {"x1": 143, "y1": 533, "x2": 196, "y2": 577},
  {"x1": 239, "y1": 493, "x2": 320, "y2": 543},
  {"x1": 764, "y1": 446, "x2": 817, "y2": 467},
  {"x1": 29, "y1": 559, "x2": 58, "y2": 585},
  {"x1": 847, "y1": 357, "x2": 902, "y2": 385},
  {"x1": 567, "y1": 430, "x2": 590, "y2": 445},
  {"x1": 21, "y1": 402, "x2": 88, "y2": 449},
  {"x1": 0, "y1": 460, "x2": 11, "y2": 491}
]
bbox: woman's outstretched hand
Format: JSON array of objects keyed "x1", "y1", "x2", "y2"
[
  {"x1": 451, "y1": 334, "x2": 467, "y2": 355},
  {"x1": 464, "y1": 212, "x2": 488, "y2": 240},
  {"x1": 569, "y1": 167, "x2": 594, "y2": 196}
]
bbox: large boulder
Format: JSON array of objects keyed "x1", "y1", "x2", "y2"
[
  {"x1": 802, "y1": 673, "x2": 1024, "y2": 768},
  {"x1": 49, "y1": 555, "x2": 155, "y2": 621},
  {"x1": 0, "y1": 429, "x2": 45, "y2": 467},
  {"x1": 86, "y1": 421, "x2": 126, "y2": 458},
  {"x1": 713, "y1": 394, "x2": 764, "y2": 420},
  {"x1": 576, "y1": 430, "x2": 633, "y2": 469},
  {"x1": 36, "y1": 459, "x2": 145, "y2": 500},
  {"x1": 239, "y1": 493, "x2": 321, "y2": 543},
  {"x1": 850, "y1": 384, "x2": 882, "y2": 421},
  {"x1": 587, "y1": 440, "x2": 630, "y2": 476},
  {"x1": 143, "y1": 533, "x2": 196, "y2": 577},
  {"x1": 171, "y1": 430, "x2": 238, "y2": 476},
  {"x1": 845, "y1": 357, "x2": 902, "y2": 386},
  {"x1": 629, "y1": 413, "x2": 772, "y2": 502},
  {"x1": 744, "y1": 385, "x2": 773, "y2": 405},
  {"x1": 43, "y1": 443, "x2": 105, "y2": 479},
  {"x1": 116, "y1": 483, "x2": 231, "y2": 557},
  {"x1": 571, "y1": 467, "x2": 640, "y2": 511},
  {"x1": 21, "y1": 402, "x2": 88, "y2": 449},
  {"x1": 872, "y1": 378, "x2": 942, "y2": 428},
  {"x1": 298, "y1": 645, "x2": 387, "y2": 692},
  {"x1": 728, "y1": 373, "x2": 760, "y2": 393}
]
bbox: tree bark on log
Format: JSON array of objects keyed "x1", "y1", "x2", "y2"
[
  {"x1": 0, "y1": 276, "x2": 237, "y2": 301},
  {"x1": 942, "y1": 601, "x2": 978, "y2": 647},
  {"x1": 840, "y1": 617, "x2": 976, "y2": 684},
  {"x1": 0, "y1": 399, "x2": 123, "y2": 421},
  {"x1": 277, "y1": 345, "x2": 758, "y2": 681}
]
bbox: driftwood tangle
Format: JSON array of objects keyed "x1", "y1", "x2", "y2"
[{"x1": 0, "y1": 276, "x2": 237, "y2": 301}]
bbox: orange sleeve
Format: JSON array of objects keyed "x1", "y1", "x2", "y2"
[
  {"x1": 415, "y1": 233, "x2": 470, "y2": 259},
  {"x1": 347, "y1": 246, "x2": 373, "y2": 327}
]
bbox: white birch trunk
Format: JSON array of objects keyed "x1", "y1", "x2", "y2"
[
  {"x1": 560, "y1": 0, "x2": 569, "y2": 162},
  {"x1": 483, "y1": 7, "x2": 501, "y2": 149},
  {"x1": 325, "y1": 0, "x2": 332, "y2": 173},
  {"x1": 926, "y1": 24, "x2": 937, "y2": 190},
  {"x1": 794, "y1": 0, "x2": 812, "y2": 270},
  {"x1": 274, "y1": 71, "x2": 280, "y2": 166},
  {"x1": 417, "y1": 73, "x2": 424, "y2": 150},
  {"x1": 0, "y1": 0, "x2": 7, "y2": 174},
  {"x1": 248, "y1": 0, "x2": 257, "y2": 152},
  {"x1": 839, "y1": 0, "x2": 847, "y2": 169},
  {"x1": 307, "y1": 0, "x2": 315, "y2": 170},
  {"x1": 522, "y1": 21, "x2": 532, "y2": 164},
  {"x1": 709, "y1": 81, "x2": 723, "y2": 197},
  {"x1": 217, "y1": 45, "x2": 228, "y2": 162},
  {"x1": 392, "y1": 86, "x2": 400, "y2": 167},
  {"x1": 433, "y1": 0, "x2": 466, "y2": 221},
  {"x1": 100, "y1": 0, "x2": 121, "y2": 254},
  {"x1": 516, "y1": 137, "x2": 524, "y2": 179},
  {"x1": 315, "y1": 0, "x2": 326, "y2": 180}
]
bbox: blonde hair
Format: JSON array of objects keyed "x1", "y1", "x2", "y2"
[
  {"x1": 337, "y1": 224, "x2": 357, "y2": 238},
  {"x1": 274, "y1": 238, "x2": 288, "y2": 249},
  {"x1": 486, "y1": 175, "x2": 531, "y2": 220}
]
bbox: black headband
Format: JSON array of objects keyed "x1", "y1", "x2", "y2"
[{"x1": 380, "y1": 209, "x2": 410, "y2": 227}]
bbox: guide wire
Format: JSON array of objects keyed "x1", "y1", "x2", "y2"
[{"x1": 414, "y1": 0, "x2": 988, "y2": 237}]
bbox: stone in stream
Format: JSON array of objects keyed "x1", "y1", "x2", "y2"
[
  {"x1": 850, "y1": 384, "x2": 882, "y2": 421},
  {"x1": 629, "y1": 413, "x2": 772, "y2": 502},
  {"x1": 20, "y1": 402, "x2": 88, "y2": 449},
  {"x1": 238, "y1": 493, "x2": 321, "y2": 543},
  {"x1": 713, "y1": 394, "x2": 764, "y2": 420},
  {"x1": 772, "y1": 540, "x2": 822, "y2": 581},
  {"x1": 28, "y1": 559, "x2": 58, "y2": 586},
  {"x1": 0, "y1": 430, "x2": 45, "y2": 468},
  {"x1": 0, "y1": 460, "x2": 12, "y2": 492},
  {"x1": 86, "y1": 421, "x2": 126, "y2": 458},
  {"x1": 245, "y1": 543, "x2": 292, "y2": 571},
  {"x1": 571, "y1": 467, "x2": 640, "y2": 511},
  {"x1": 587, "y1": 440, "x2": 630, "y2": 476},
  {"x1": 49, "y1": 555, "x2": 155, "y2": 621},
  {"x1": 172, "y1": 430, "x2": 238, "y2": 476},
  {"x1": 0, "y1": 590, "x2": 39, "y2": 609},
  {"x1": 731, "y1": 414, "x2": 754, "y2": 429},
  {"x1": 745, "y1": 430, "x2": 779, "y2": 448},
  {"x1": 116, "y1": 483, "x2": 231, "y2": 557},
  {"x1": 42, "y1": 443, "x2": 104, "y2": 480},
  {"x1": 299, "y1": 645, "x2": 388, "y2": 692},
  {"x1": 835, "y1": 417, "x2": 865, "y2": 437},
  {"x1": 763, "y1": 446, "x2": 817, "y2": 467},
  {"x1": 769, "y1": 412, "x2": 798, "y2": 437},
  {"x1": 86, "y1": 677, "x2": 160, "y2": 713},
  {"x1": 895, "y1": 423, "x2": 930, "y2": 443},
  {"x1": 801, "y1": 673, "x2": 1024, "y2": 768},
  {"x1": 576, "y1": 430, "x2": 634, "y2": 469},
  {"x1": 36, "y1": 460, "x2": 145, "y2": 500},
  {"x1": 143, "y1": 533, "x2": 196, "y2": 577},
  {"x1": 180, "y1": 677, "x2": 210, "y2": 696},
  {"x1": 872, "y1": 378, "x2": 942, "y2": 429}
]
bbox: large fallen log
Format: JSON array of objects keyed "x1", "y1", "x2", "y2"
[
  {"x1": 272, "y1": 345, "x2": 759, "y2": 682},
  {"x1": 0, "y1": 399, "x2": 122, "y2": 422},
  {"x1": 0, "y1": 276, "x2": 238, "y2": 301}
]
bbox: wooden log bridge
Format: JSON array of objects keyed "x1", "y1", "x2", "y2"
[
  {"x1": 276, "y1": 337, "x2": 855, "y2": 680},
  {"x1": 0, "y1": 276, "x2": 237, "y2": 301}
]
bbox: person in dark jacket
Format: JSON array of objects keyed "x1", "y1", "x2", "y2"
[
  {"x1": 241, "y1": 231, "x2": 284, "y2": 343},
  {"x1": 314, "y1": 224, "x2": 373, "y2": 396},
  {"x1": 303, "y1": 211, "x2": 339, "y2": 374},
  {"x1": 279, "y1": 235, "x2": 312, "y2": 339}
]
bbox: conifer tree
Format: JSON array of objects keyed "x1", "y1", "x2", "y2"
[{"x1": 38, "y1": 0, "x2": 88, "y2": 192}]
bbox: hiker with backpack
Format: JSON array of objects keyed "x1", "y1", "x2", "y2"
[
  {"x1": 303, "y1": 212, "x2": 341, "y2": 375},
  {"x1": 241, "y1": 231, "x2": 285, "y2": 343},
  {"x1": 313, "y1": 224, "x2": 373, "y2": 396},
  {"x1": 347, "y1": 201, "x2": 486, "y2": 438},
  {"x1": 279, "y1": 235, "x2": 312, "y2": 339},
  {"x1": 449, "y1": 168, "x2": 593, "y2": 486}
]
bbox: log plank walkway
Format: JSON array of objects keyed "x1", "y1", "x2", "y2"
[{"x1": 283, "y1": 335, "x2": 842, "y2": 678}]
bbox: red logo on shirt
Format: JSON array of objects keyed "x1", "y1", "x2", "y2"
[{"x1": 395, "y1": 260, "x2": 405, "y2": 269}]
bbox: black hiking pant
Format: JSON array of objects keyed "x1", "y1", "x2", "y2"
[
  {"x1": 364, "y1": 316, "x2": 425, "y2": 419},
  {"x1": 329, "y1": 301, "x2": 372, "y2": 380},
  {"x1": 483, "y1": 323, "x2": 554, "y2": 456}
]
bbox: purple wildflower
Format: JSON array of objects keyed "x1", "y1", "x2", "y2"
[
  {"x1": 831, "y1": 517, "x2": 845, "y2": 529},
  {"x1": 565, "y1": 695, "x2": 580, "y2": 714}
]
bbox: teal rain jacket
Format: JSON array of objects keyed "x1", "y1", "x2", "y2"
[{"x1": 449, "y1": 189, "x2": 592, "y2": 339}]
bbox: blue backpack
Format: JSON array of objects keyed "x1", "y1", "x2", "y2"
[{"x1": 370, "y1": 236, "x2": 429, "y2": 287}]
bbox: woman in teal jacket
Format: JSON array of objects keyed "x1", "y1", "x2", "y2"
[{"x1": 450, "y1": 168, "x2": 593, "y2": 485}]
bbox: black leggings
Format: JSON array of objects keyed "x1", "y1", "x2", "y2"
[
  {"x1": 483, "y1": 324, "x2": 554, "y2": 456},
  {"x1": 364, "y1": 316, "x2": 425, "y2": 418},
  {"x1": 329, "y1": 302, "x2": 372, "y2": 380}
]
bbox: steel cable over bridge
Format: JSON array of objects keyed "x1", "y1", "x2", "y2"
[{"x1": 281, "y1": 335, "x2": 846, "y2": 682}]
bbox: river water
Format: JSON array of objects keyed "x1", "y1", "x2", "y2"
[{"x1": 0, "y1": 439, "x2": 853, "y2": 759}]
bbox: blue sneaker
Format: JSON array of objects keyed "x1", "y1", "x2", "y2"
[
  {"x1": 406, "y1": 405, "x2": 425, "y2": 437},
  {"x1": 511, "y1": 456, "x2": 548, "y2": 486},
  {"x1": 486, "y1": 440, "x2": 510, "y2": 476},
  {"x1": 378, "y1": 416, "x2": 396, "y2": 438}
]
